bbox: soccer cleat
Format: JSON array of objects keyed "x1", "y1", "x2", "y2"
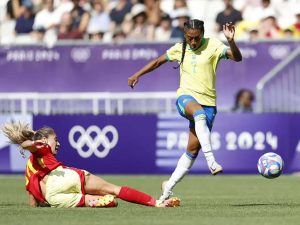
[
  {"x1": 209, "y1": 161, "x2": 223, "y2": 175},
  {"x1": 89, "y1": 194, "x2": 118, "y2": 208},
  {"x1": 156, "y1": 180, "x2": 173, "y2": 205},
  {"x1": 156, "y1": 197, "x2": 181, "y2": 208},
  {"x1": 157, "y1": 190, "x2": 174, "y2": 205}
]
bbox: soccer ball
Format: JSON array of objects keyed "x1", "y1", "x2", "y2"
[{"x1": 257, "y1": 152, "x2": 284, "y2": 179}]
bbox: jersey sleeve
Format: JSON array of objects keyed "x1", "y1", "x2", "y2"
[
  {"x1": 166, "y1": 43, "x2": 182, "y2": 62},
  {"x1": 213, "y1": 38, "x2": 229, "y2": 60}
]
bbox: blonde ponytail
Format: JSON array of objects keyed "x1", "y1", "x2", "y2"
[{"x1": 1, "y1": 122, "x2": 35, "y2": 145}]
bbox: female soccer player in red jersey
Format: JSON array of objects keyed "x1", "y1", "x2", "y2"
[{"x1": 2, "y1": 122, "x2": 180, "y2": 208}]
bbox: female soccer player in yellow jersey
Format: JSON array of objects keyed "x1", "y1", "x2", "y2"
[{"x1": 128, "y1": 19, "x2": 242, "y2": 204}]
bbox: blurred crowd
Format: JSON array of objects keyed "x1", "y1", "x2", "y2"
[{"x1": 0, "y1": 0, "x2": 300, "y2": 45}]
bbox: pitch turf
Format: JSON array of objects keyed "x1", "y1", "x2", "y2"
[{"x1": 1, "y1": 175, "x2": 300, "y2": 225}]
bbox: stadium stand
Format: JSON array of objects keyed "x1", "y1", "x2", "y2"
[{"x1": 1, "y1": 0, "x2": 300, "y2": 45}]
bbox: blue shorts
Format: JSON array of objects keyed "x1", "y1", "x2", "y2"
[{"x1": 176, "y1": 95, "x2": 217, "y2": 130}]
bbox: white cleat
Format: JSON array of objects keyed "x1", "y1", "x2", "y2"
[
  {"x1": 156, "y1": 180, "x2": 174, "y2": 205},
  {"x1": 157, "y1": 190, "x2": 174, "y2": 205},
  {"x1": 156, "y1": 197, "x2": 181, "y2": 208},
  {"x1": 209, "y1": 161, "x2": 223, "y2": 175}
]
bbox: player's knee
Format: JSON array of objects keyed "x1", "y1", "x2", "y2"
[{"x1": 186, "y1": 147, "x2": 200, "y2": 157}]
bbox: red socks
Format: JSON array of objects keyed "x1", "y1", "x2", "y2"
[{"x1": 118, "y1": 186, "x2": 156, "y2": 206}]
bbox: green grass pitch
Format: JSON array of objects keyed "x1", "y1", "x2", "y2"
[{"x1": 1, "y1": 175, "x2": 300, "y2": 225}]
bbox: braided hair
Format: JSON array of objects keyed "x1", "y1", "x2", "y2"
[{"x1": 174, "y1": 19, "x2": 205, "y2": 69}]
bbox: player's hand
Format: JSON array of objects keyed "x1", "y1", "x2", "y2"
[
  {"x1": 223, "y1": 22, "x2": 235, "y2": 41},
  {"x1": 128, "y1": 75, "x2": 139, "y2": 89},
  {"x1": 32, "y1": 140, "x2": 47, "y2": 149}
]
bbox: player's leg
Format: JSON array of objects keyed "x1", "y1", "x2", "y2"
[
  {"x1": 158, "y1": 128, "x2": 200, "y2": 204},
  {"x1": 84, "y1": 174, "x2": 180, "y2": 207},
  {"x1": 84, "y1": 174, "x2": 120, "y2": 196},
  {"x1": 185, "y1": 101, "x2": 222, "y2": 175}
]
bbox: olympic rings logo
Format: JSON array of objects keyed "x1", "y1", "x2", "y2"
[
  {"x1": 70, "y1": 48, "x2": 91, "y2": 63},
  {"x1": 268, "y1": 45, "x2": 290, "y2": 60},
  {"x1": 68, "y1": 125, "x2": 119, "y2": 158}
]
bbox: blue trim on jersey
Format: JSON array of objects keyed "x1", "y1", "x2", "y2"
[{"x1": 176, "y1": 95, "x2": 217, "y2": 130}]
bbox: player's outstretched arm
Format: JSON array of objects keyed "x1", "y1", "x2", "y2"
[
  {"x1": 128, "y1": 54, "x2": 168, "y2": 88},
  {"x1": 223, "y1": 22, "x2": 242, "y2": 62},
  {"x1": 20, "y1": 140, "x2": 45, "y2": 153}
]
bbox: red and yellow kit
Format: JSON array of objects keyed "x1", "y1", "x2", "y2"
[
  {"x1": 25, "y1": 144, "x2": 87, "y2": 207},
  {"x1": 25, "y1": 145, "x2": 62, "y2": 202}
]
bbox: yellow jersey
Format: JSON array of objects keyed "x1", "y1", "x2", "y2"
[{"x1": 166, "y1": 38, "x2": 228, "y2": 106}]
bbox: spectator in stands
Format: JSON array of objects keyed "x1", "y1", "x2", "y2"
[
  {"x1": 258, "y1": 0, "x2": 276, "y2": 19},
  {"x1": 112, "y1": 25, "x2": 127, "y2": 42},
  {"x1": 126, "y1": 3, "x2": 154, "y2": 41},
  {"x1": 248, "y1": 27, "x2": 259, "y2": 41},
  {"x1": 0, "y1": 0, "x2": 16, "y2": 44},
  {"x1": 232, "y1": 89, "x2": 255, "y2": 113},
  {"x1": 33, "y1": 0, "x2": 58, "y2": 31},
  {"x1": 144, "y1": 0, "x2": 161, "y2": 26},
  {"x1": 235, "y1": 21, "x2": 260, "y2": 41},
  {"x1": 33, "y1": 26, "x2": 46, "y2": 42},
  {"x1": 272, "y1": 0, "x2": 298, "y2": 29},
  {"x1": 154, "y1": 13, "x2": 172, "y2": 41},
  {"x1": 32, "y1": 0, "x2": 59, "y2": 45},
  {"x1": 173, "y1": 0, "x2": 188, "y2": 10},
  {"x1": 282, "y1": 28, "x2": 297, "y2": 39},
  {"x1": 86, "y1": 0, "x2": 110, "y2": 41},
  {"x1": 258, "y1": 10, "x2": 282, "y2": 39},
  {"x1": 54, "y1": 0, "x2": 74, "y2": 22},
  {"x1": 57, "y1": 12, "x2": 83, "y2": 40},
  {"x1": 109, "y1": 0, "x2": 132, "y2": 27},
  {"x1": 236, "y1": 0, "x2": 274, "y2": 22},
  {"x1": 170, "y1": 7, "x2": 190, "y2": 39},
  {"x1": 70, "y1": 0, "x2": 90, "y2": 33},
  {"x1": 6, "y1": 0, "x2": 21, "y2": 19},
  {"x1": 14, "y1": 3, "x2": 35, "y2": 35},
  {"x1": 215, "y1": 0, "x2": 243, "y2": 33},
  {"x1": 292, "y1": 8, "x2": 300, "y2": 35}
]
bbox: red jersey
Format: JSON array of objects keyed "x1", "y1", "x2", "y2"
[{"x1": 25, "y1": 145, "x2": 62, "y2": 203}]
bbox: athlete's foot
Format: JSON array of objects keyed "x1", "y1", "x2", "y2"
[
  {"x1": 156, "y1": 180, "x2": 174, "y2": 205},
  {"x1": 209, "y1": 161, "x2": 223, "y2": 175},
  {"x1": 89, "y1": 194, "x2": 118, "y2": 208},
  {"x1": 157, "y1": 190, "x2": 174, "y2": 205},
  {"x1": 156, "y1": 197, "x2": 181, "y2": 208}
]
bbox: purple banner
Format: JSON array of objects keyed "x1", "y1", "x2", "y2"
[
  {"x1": 33, "y1": 115, "x2": 157, "y2": 174},
  {"x1": 32, "y1": 113, "x2": 300, "y2": 174},
  {"x1": 0, "y1": 42, "x2": 299, "y2": 110},
  {"x1": 155, "y1": 113, "x2": 300, "y2": 174},
  {"x1": 1, "y1": 113, "x2": 299, "y2": 174}
]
